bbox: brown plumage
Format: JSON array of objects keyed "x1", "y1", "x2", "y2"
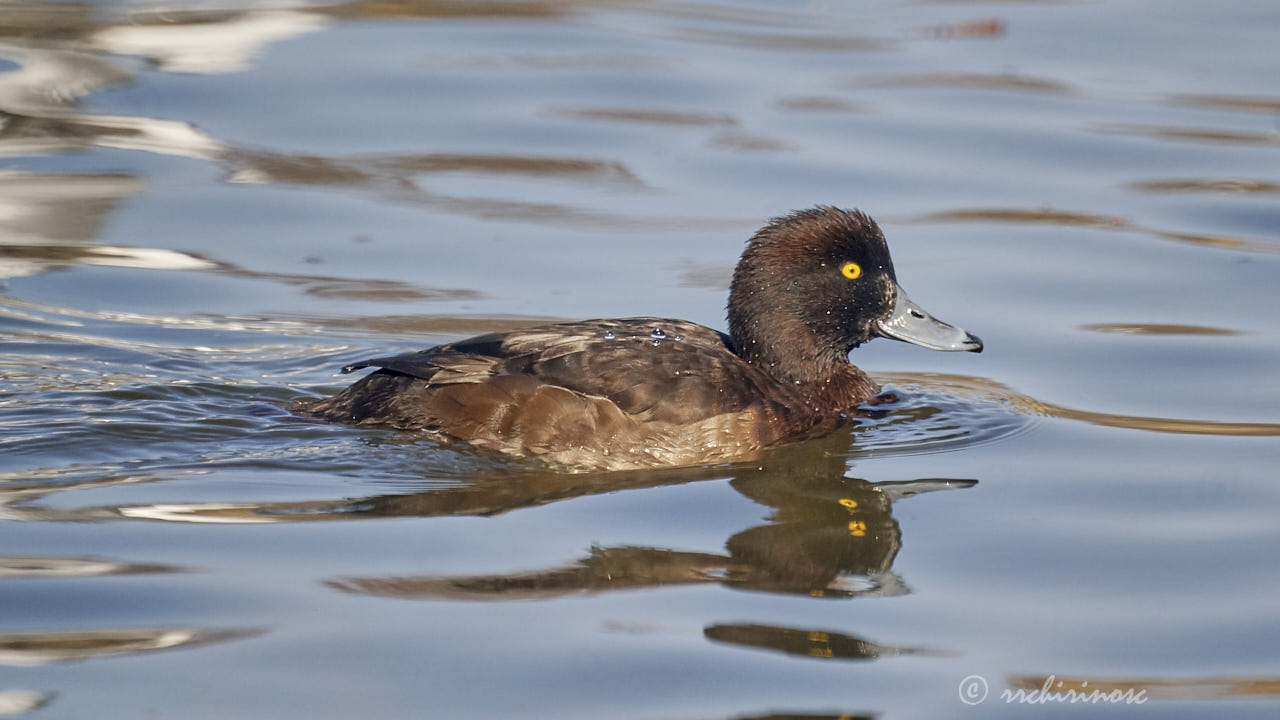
[{"x1": 296, "y1": 207, "x2": 982, "y2": 471}]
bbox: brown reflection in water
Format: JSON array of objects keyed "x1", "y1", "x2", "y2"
[
  {"x1": 772, "y1": 95, "x2": 866, "y2": 114},
  {"x1": 1148, "y1": 228, "x2": 1279, "y2": 254},
  {"x1": 704, "y1": 623, "x2": 939, "y2": 661},
  {"x1": 911, "y1": 206, "x2": 1280, "y2": 255},
  {"x1": 914, "y1": 207, "x2": 1131, "y2": 228},
  {"x1": 546, "y1": 107, "x2": 799, "y2": 154},
  {"x1": 1093, "y1": 122, "x2": 1280, "y2": 147},
  {"x1": 321, "y1": 432, "x2": 976, "y2": 600},
  {"x1": 878, "y1": 372, "x2": 1280, "y2": 438},
  {"x1": 0, "y1": 2, "x2": 99, "y2": 36},
  {"x1": 616, "y1": 0, "x2": 834, "y2": 29},
  {"x1": 905, "y1": 16, "x2": 1006, "y2": 42},
  {"x1": 1038, "y1": 405, "x2": 1280, "y2": 436},
  {"x1": 300, "y1": 279, "x2": 475, "y2": 303},
  {"x1": 659, "y1": 27, "x2": 892, "y2": 52},
  {"x1": 0, "y1": 555, "x2": 179, "y2": 578},
  {"x1": 372, "y1": 153, "x2": 648, "y2": 189},
  {"x1": 545, "y1": 106, "x2": 739, "y2": 127},
  {"x1": 228, "y1": 267, "x2": 482, "y2": 303},
  {"x1": 0, "y1": 627, "x2": 262, "y2": 666},
  {"x1": 850, "y1": 71, "x2": 1072, "y2": 94},
  {"x1": 228, "y1": 151, "x2": 369, "y2": 186},
  {"x1": 108, "y1": 463, "x2": 742, "y2": 524},
  {"x1": 1007, "y1": 673, "x2": 1280, "y2": 701},
  {"x1": 1169, "y1": 93, "x2": 1280, "y2": 114},
  {"x1": 233, "y1": 150, "x2": 647, "y2": 191},
  {"x1": 225, "y1": 147, "x2": 736, "y2": 231},
  {"x1": 708, "y1": 131, "x2": 797, "y2": 153},
  {"x1": 1080, "y1": 323, "x2": 1243, "y2": 336},
  {"x1": 1127, "y1": 178, "x2": 1280, "y2": 195},
  {"x1": 329, "y1": 545, "x2": 730, "y2": 600}
]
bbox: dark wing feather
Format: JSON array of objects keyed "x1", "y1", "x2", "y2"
[
  {"x1": 340, "y1": 329, "x2": 511, "y2": 381},
  {"x1": 342, "y1": 351, "x2": 499, "y2": 385},
  {"x1": 329, "y1": 318, "x2": 781, "y2": 425}
]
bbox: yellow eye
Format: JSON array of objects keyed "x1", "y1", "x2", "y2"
[{"x1": 840, "y1": 262, "x2": 862, "y2": 280}]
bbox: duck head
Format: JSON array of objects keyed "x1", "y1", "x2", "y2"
[{"x1": 727, "y1": 206, "x2": 982, "y2": 383}]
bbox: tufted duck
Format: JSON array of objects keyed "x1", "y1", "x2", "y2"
[{"x1": 297, "y1": 207, "x2": 982, "y2": 470}]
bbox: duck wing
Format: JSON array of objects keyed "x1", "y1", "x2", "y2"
[{"x1": 336, "y1": 318, "x2": 780, "y2": 425}]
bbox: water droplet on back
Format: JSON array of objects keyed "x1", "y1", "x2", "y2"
[
  {"x1": 603, "y1": 330, "x2": 615, "y2": 340},
  {"x1": 650, "y1": 328, "x2": 666, "y2": 340},
  {"x1": 651, "y1": 339, "x2": 662, "y2": 347}
]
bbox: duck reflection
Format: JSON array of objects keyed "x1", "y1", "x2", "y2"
[
  {"x1": 322, "y1": 474, "x2": 969, "y2": 600},
  {"x1": 2, "y1": 421, "x2": 973, "y2": 596},
  {"x1": 704, "y1": 623, "x2": 939, "y2": 662},
  {"x1": 317, "y1": 433, "x2": 975, "y2": 600}
]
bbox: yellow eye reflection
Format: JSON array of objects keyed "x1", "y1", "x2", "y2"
[{"x1": 840, "y1": 262, "x2": 862, "y2": 280}]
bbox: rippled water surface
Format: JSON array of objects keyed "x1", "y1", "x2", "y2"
[{"x1": 2, "y1": 0, "x2": 1279, "y2": 717}]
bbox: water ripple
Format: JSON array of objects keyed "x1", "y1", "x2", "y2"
[
  {"x1": 874, "y1": 372, "x2": 1280, "y2": 440},
  {"x1": 851, "y1": 374, "x2": 1037, "y2": 458}
]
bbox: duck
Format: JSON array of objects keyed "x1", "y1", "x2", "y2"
[{"x1": 297, "y1": 206, "x2": 982, "y2": 471}]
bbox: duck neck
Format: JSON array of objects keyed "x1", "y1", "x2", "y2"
[
  {"x1": 726, "y1": 304, "x2": 833, "y2": 369},
  {"x1": 727, "y1": 303, "x2": 881, "y2": 408},
  {"x1": 734, "y1": 323, "x2": 842, "y2": 384}
]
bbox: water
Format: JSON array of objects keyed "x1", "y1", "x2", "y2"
[{"x1": 2, "y1": 0, "x2": 1279, "y2": 717}]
